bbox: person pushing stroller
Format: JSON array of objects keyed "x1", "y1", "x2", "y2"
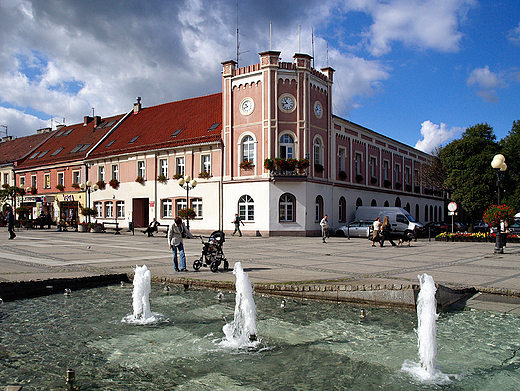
[{"x1": 168, "y1": 217, "x2": 193, "y2": 272}]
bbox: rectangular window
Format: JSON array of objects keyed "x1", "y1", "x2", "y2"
[
  {"x1": 73, "y1": 171, "x2": 80, "y2": 185},
  {"x1": 137, "y1": 161, "x2": 146, "y2": 179},
  {"x1": 98, "y1": 166, "x2": 105, "y2": 182},
  {"x1": 383, "y1": 161, "x2": 389, "y2": 181},
  {"x1": 20, "y1": 177, "x2": 25, "y2": 187},
  {"x1": 176, "y1": 199, "x2": 187, "y2": 216},
  {"x1": 116, "y1": 201, "x2": 125, "y2": 218},
  {"x1": 162, "y1": 199, "x2": 172, "y2": 218},
  {"x1": 414, "y1": 169, "x2": 419, "y2": 185},
  {"x1": 394, "y1": 163, "x2": 400, "y2": 183},
  {"x1": 111, "y1": 164, "x2": 119, "y2": 181},
  {"x1": 57, "y1": 172, "x2": 64, "y2": 186},
  {"x1": 105, "y1": 202, "x2": 113, "y2": 218},
  {"x1": 176, "y1": 157, "x2": 185, "y2": 176},
  {"x1": 44, "y1": 174, "x2": 50, "y2": 189},
  {"x1": 31, "y1": 175, "x2": 37, "y2": 188},
  {"x1": 191, "y1": 198, "x2": 202, "y2": 218},
  {"x1": 160, "y1": 159, "x2": 168, "y2": 178},
  {"x1": 338, "y1": 148, "x2": 345, "y2": 172},
  {"x1": 3, "y1": 173, "x2": 8, "y2": 184},
  {"x1": 94, "y1": 202, "x2": 102, "y2": 217},
  {"x1": 202, "y1": 155, "x2": 211, "y2": 174},
  {"x1": 405, "y1": 166, "x2": 411, "y2": 184},
  {"x1": 370, "y1": 157, "x2": 377, "y2": 178},
  {"x1": 355, "y1": 153, "x2": 362, "y2": 175}
]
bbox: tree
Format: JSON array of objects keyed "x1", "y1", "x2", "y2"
[
  {"x1": 500, "y1": 120, "x2": 520, "y2": 211},
  {"x1": 440, "y1": 123, "x2": 500, "y2": 220},
  {"x1": 0, "y1": 186, "x2": 26, "y2": 211},
  {"x1": 421, "y1": 146, "x2": 448, "y2": 191}
]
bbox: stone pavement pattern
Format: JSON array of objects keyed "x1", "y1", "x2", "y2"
[{"x1": 1, "y1": 228, "x2": 520, "y2": 313}]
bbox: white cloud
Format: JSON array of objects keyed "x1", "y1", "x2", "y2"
[
  {"x1": 467, "y1": 66, "x2": 506, "y2": 103},
  {"x1": 414, "y1": 120, "x2": 464, "y2": 153},
  {"x1": 507, "y1": 21, "x2": 520, "y2": 45},
  {"x1": 0, "y1": 107, "x2": 48, "y2": 137}
]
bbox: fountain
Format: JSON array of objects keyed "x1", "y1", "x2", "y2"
[
  {"x1": 401, "y1": 273, "x2": 451, "y2": 383},
  {"x1": 121, "y1": 264, "x2": 162, "y2": 324},
  {"x1": 221, "y1": 262, "x2": 259, "y2": 347}
]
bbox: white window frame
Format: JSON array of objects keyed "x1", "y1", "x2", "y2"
[
  {"x1": 176, "y1": 199, "x2": 187, "y2": 216},
  {"x1": 98, "y1": 166, "x2": 105, "y2": 182},
  {"x1": 191, "y1": 198, "x2": 203, "y2": 218},
  {"x1": 20, "y1": 176, "x2": 25, "y2": 187},
  {"x1": 242, "y1": 135, "x2": 255, "y2": 163},
  {"x1": 176, "y1": 157, "x2": 185, "y2": 176},
  {"x1": 394, "y1": 163, "x2": 401, "y2": 183},
  {"x1": 370, "y1": 157, "x2": 377, "y2": 178},
  {"x1": 279, "y1": 193, "x2": 295, "y2": 222},
  {"x1": 383, "y1": 160, "x2": 389, "y2": 181},
  {"x1": 201, "y1": 154, "x2": 211, "y2": 174},
  {"x1": 73, "y1": 171, "x2": 80, "y2": 185},
  {"x1": 162, "y1": 199, "x2": 172, "y2": 218},
  {"x1": 111, "y1": 164, "x2": 119, "y2": 181},
  {"x1": 57, "y1": 172, "x2": 64, "y2": 186},
  {"x1": 137, "y1": 161, "x2": 146, "y2": 179},
  {"x1": 238, "y1": 195, "x2": 254, "y2": 221},
  {"x1": 338, "y1": 148, "x2": 345, "y2": 173},
  {"x1": 160, "y1": 159, "x2": 168, "y2": 178},
  {"x1": 31, "y1": 175, "x2": 37, "y2": 188},
  {"x1": 116, "y1": 201, "x2": 125, "y2": 218},
  {"x1": 105, "y1": 202, "x2": 113, "y2": 218},
  {"x1": 279, "y1": 134, "x2": 294, "y2": 159},
  {"x1": 355, "y1": 152, "x2": 363, "y2": 175},
  {"x1": 313, "y1": 138, "x2": 322, "y2": 165},
  {"x1": 44, "y1": 174, "x2": 50, "y2": 189},
  {"x1": 94, "y1": 202, "x2": 102, "y2": 217}
]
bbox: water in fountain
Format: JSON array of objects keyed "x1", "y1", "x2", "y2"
[
  {"x1": 401, "y1": 273, "x2": 451, "y2": 383},
  {"x1": 121, "y1": 265, "x2": 162, "y2": 324},
  {"x1": 221, "y1": 262, "x2": 259, "y2": 348}
]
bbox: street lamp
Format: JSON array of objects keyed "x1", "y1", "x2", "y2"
[
  {"x1": 491, "y1": 154, "x2": 507, "y2": 254},
  {"x1": 79, "y1": 181, "x2": 99, "y2": 221},
  {"x1": 178, "y1": 175, "x2": 197, "y2": 230}
]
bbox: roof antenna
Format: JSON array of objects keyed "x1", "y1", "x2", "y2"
[
  {"x1": 235, "y1": 1, "x2": 249, "y2": 66},
  {"x1": 326, "y1": 40, "x2": 329, "y2": 67},
  {"x1": 298, "y1": 25, "x2": 301, "y2": 53},
  {"x1": 270, "y1": 21, "x2": 272, "y2": 50},
  {"x1": 92, "y1": 107, "x2": 95, "y2": 118},
  {"x1": 311, "y1": 28, "x2": 315, "y2": 68}
]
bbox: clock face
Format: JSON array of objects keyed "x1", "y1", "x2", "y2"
[
  {"x1": 281, "y1": 96, "x2": 294, "y2": 110},
  {"x1": 239, "y1": 98, "x2": 254, "y2": 115},
  {"x1": 314, "y1": 102, "x2": 322, "y2": 118}
]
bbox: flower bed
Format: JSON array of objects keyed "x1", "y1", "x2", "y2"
[{"x1": 435, "y1": 232, "x2": 520, "y2": 243}]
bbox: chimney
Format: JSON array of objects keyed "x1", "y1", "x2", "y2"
[
  {"x1": 134, "y1": 97, "x2": 142, "y2": 114},
  {"x1": 1, "y1": 135, "x2": 13, "y2": 142},
  {"x1": 93, "y1": 116, "x2": 101, "y2": 127},
  {"x1": 84, "y1": 116, "x2": 93, "y2": 126},
  {"x1": 36, "y1": 127, "x2": 52, "y2": 134},
  {"x1": 56, "y1": 124, "x2": 66, "y2": 130}
]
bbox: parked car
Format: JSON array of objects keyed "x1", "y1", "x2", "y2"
[
  {"x1": 335, "y1": 221, "x2": 373, "y2": 238},
  {"x1": 420, "y1": 221, "x2": 449, "y2": 237},
  {"x1": 472, "y1": 220, "x2": 489, "y2": 233},
  {"x1": 507, "y1": 221, "x2": 520, "y2": 235}
]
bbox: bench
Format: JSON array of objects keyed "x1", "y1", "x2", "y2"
[
  {"x1": 102, "y1": 221, "x2": 122, "y2": 234},
  {"x1": 157, "y1": 224, "x2": 169, "y2": 237}
]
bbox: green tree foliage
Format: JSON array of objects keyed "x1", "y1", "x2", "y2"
[
  {"x1": 0, "y1": 186, "x2": 26, "y2": 210},
  {"x1": 440, "y1": 123, "x2": 500, "y2": 220},
  {"x1": 500, "y1": 120, "x2": 520, "y2": 211}
]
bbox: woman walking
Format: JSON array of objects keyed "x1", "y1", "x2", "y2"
[
  {"x1": 168, "y1": 217, "x2": 193, "y2": 271},
  {"x1": 380, "y1": 216, "x2": 396, "y2": 247}
]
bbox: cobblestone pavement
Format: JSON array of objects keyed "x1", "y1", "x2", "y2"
[{"x1": 1, "y1": 227, "x2": 520, "y2": 312}]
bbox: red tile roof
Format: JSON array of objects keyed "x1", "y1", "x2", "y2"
[
  {"x1": 88, "y1": 93, "x2": 222, "y2": 159},
  {"x1": 0, "y1": 132, "x2": 56, "y2": 166},
  {"x1": 16, "y1": 114, "x2": 125, "y2": 170}
]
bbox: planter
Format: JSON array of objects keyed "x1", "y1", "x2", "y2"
[
  {"x1": 78, "y1": 224, "x2": 88, "y2": 232},
  {"x1": 91, "y1": 226, "x2": 103, "y2": 233}
]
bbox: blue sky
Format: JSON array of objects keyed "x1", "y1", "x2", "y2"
[{"x1": 0, "y1": 0, "x2": 518, "y2": 153}]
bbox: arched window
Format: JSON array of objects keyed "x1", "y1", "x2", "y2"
[
  {"x1": 371, "y1": 199, "x2": 377, "y2": 207},
  {"x1": 280, "y1": 134, "x2": 294, "y2": 159},
  {"x1": 242, "y1": 135, "x2": 255, "y2": 163},
  {"x1": 339, "y1": 196, "x2": 346, "y2": 222},
  {"x1": 313, "y1": 138, "x2": 322, "y2": 165},
  {"x1": 395, "y1": 197, "x2": 401, "y2": 207},
  {"x1": 415, "y1": 204, "x2": 420, "y2": 221},
  {"x1": 279, "y1": 193, "x2": 296, "y2": 222},
  {"x1": 238, "y1": 195, "x2": 254, "y2": 221},
  {"x1": 405, "y1": 202, "x2": 410, "y2": 213},
  {"x1": 315, "y1": 196, "x2": 324, "y2": 222},
  {"x1": 434, "y1": 206, "x2": 438, "y2": 222},
  {"x1": 425, "y1": 205, "x2": 429, "y2": 222},
  {"x1": 384, "y1": 200, "x2": 389, "y2": 207},
  {"x1": 430, "y1": 205, "x2": 433, "y2": 221},
  {"x1": 356, "y1": 197, "x2": 363, "y2": 208}
]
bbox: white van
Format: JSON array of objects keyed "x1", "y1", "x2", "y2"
[{"x1": 354, "y1": 207, "x2": 423, "y2": 239}]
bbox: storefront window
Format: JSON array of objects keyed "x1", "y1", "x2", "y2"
[
  {"x1": 116, "y1": 201, "x2": 125, "y2": 218},
  {"x1": 105, "y1": 202, "x2": 113, "y2": 218}
]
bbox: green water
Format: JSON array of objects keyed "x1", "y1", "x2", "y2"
[{"x1": 0, "y1": 284, "x2": 519, "y2": 390}]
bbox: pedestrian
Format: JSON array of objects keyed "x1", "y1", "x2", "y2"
[
  {"x1": 371, "y1": 217, "x2": 382, "y2": 247},
  {"x1": 501, "y1": 219, "x2": 509, "y2": 248},
  {"x1": 168, "y1": 216, "x2": 193, "y2": 272},
  {"x1": 380, "y1": 216, "x2": 396, "y2": 247},
  {"x1": 143, "y1": 217, "x2": 159, "y2": 237},
  {"x1": 7, "y1": 206, "x2": 16, "y2": 240},
  {"x1": 320, "y1": 214, "x2": 330, "y2": 243},
  {"x1": 231, "y1": 213, "x2": 244, "y2": 237},
  {"x1": 45, "y1": 212, "x2": 52, "y2": 229}
]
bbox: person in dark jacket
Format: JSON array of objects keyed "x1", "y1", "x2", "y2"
[
  {"x1": 7, "y1": 206, "x2": 16, "y2": 240},
  {"x1": 380, "y1": 216, "x2": 396, "y2": 247}
]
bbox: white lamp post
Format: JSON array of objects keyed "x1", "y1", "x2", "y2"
[
  {"x1": 490, "y1": 154, "x2": 507, "y2": 254},
  {"x1": 80, "y1": 181, "x2": 99, "y2": 221},
  {"x1": 178, "y1": 175, "x2": 197, "y2": 230}
]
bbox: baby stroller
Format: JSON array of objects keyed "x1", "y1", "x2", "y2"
[{"x1": 193, "y1": 230, "x2": 229, "y2": 272}]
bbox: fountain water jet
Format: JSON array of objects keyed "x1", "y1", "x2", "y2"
[
  {"x1": 401, "y1": 273, "x2": 451, "y2": 383},
  {"x1": 122, "y1": 265, "x2": 162, "y2": 324},
  {"x1": 221, "y1": 262, "x2": 259, "y2": 348}
]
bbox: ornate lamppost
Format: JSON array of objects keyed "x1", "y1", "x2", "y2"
[
  {"x1": 491, "y1": 154, "x2": 507, "y2": 254},
  {"x1": 177, "y1": 175, "x2": 197, "y2": 230},
  {"x1": 79, "y1": 181, "x2": 98, "y2": 222}
]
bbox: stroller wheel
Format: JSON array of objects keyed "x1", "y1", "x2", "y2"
[
  {"x1": 210, "y1": 261, "x2": 219, "y2": 273},
  {"x1": 193, "y1": 258, "x2": 202, "y2": 271},
  {"x1": 223, "y1": 260, "x2": 229, "y2": 270}
]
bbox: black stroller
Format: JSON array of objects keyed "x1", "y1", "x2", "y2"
[{"x1": 193, "y1": 230, "x2": 229, "y2": 272}]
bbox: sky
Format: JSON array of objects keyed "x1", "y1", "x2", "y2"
[{"x1": 0, "y1": 0, "x2": 518, "y2": 153}]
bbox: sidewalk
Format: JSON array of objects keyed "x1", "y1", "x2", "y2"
[{"x1": 1, "y1": 228, "x2": 520, "y2": 312}]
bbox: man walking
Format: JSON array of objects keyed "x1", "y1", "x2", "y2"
[
  {"x1": 320, "y1": 214, "x2": 330, "y2": 243},
  {"x1": 7, "y1": 206, "x2": 16, "y2": 240},
  {"x1": 232, "y1": 213, "x2": 244, "y2": 237}
]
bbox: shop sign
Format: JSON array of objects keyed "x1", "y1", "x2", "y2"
[
  {"x1": 63, "y1": 194, "x2": 75, "y2": 201},
  {"x1": 24, "y1": 196, "x2": 42, "y2": 202}
]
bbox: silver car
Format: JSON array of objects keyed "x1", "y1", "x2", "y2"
[{"x1": 335, "y1": 221, "x2": 373, "y2": 238}]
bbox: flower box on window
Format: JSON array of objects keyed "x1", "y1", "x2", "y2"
[
  {"x1": 395, "y1": 182, "x2": 402, "y2": 190},
  {"x1": 384, "y1": 180, "x2": 392, "y2": 188},
  {"x1": 198, "y1": 171, "x2": 211, "y2": 179},
  {"x1": 157, "y1": 174, "x2": 168, "y2": 183},
  {"x1": 172, "y1": 174, "x2": 183, "y2": 180},
  {"x1": 135, "y1": 176, "x2": 145, "y2": 185},
  {"x1": 314, "y1": 163, "x2": 324, "y2": 173},
  {"x1": 71, "y1": 183, "x2": 80, "y2": 189},
  {"x1": 405, "y1": 184, "x2": 412, "y2": 192},
  {"x1": 55, "y1": 184, "x2": 65, "y2": 191},
  {"x1": 338, "y1": 171, "x2": 347, "y2": 180},
  {"x1": 370, "y1": 176, "x2": 377, "y2": 184},
  {"x1": 29, "y1": 186, "x2": 37, "y2": 195},
  {"x1": 96, "y1": 180, "x2": 106, "y2": 190},
  {"x1": 240, "y1": 160, "x2": 254, "y2": 170},
  {"x1": 109, "y1": 179, "x2": 120, "y2": 189},
  {"x1": 355, "y1": 174, "x2": 364, "y2": 183},
  {"x1": 178, "y1": 207, "x2": 196, "y2": 220}
]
